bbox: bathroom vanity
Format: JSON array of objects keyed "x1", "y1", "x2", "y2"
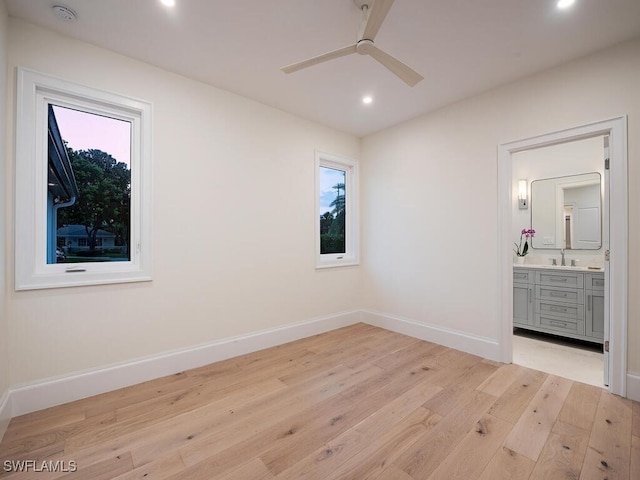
[{"x1": 513, "y1": 265, "x2": 604, "y2": 344}]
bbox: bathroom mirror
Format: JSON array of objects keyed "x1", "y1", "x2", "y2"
[{"x1": 531, "y1": 172, "x2": 602, "y2": 250}]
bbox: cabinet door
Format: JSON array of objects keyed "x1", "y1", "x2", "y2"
[
  {"x1": 585, "y1": 289, "x2": 605, "y2": 341},
  {"x1": 514, "y1": 284, "x2": 533, "y2": 326}
]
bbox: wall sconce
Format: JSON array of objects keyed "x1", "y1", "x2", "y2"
[{"x1": 518, "y1": 180, "x2": 528, "y2": 209}]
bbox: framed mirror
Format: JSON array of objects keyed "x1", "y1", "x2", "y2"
[{"x1": 531, "y1": 172, "x2": 602, "y2": 250}]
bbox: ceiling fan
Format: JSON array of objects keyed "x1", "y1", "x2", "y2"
[{"x1": 281, "y1": 0, "x2": 424, "y2": 87}]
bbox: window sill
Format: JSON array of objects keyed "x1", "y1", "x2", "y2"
[{"x1": 316, "y1": 258, "x2": 359, "y2": 269}]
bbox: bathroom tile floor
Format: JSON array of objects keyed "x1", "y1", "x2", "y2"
[{"x1": 513, "y1": 329, "x2": 605, "y2": 388}]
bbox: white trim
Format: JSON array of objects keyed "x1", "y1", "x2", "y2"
[
  {"x1": 15, "y1": 67, "x2": 153, "y2": 290},
  {"x1": 7, "y1": 310, "x2": 361, "y2": 417},
  {"x1": 361, "y1": 310, "x2": 501, "y2": 361},
  {"x1": 315, "y1": 150, "x2": 359, "y2": 268},
  {"x1": 0, "y1": 390, "x2": 11, "y2": 442},
  {"x1": 626, "y1": 372, "x2": 640, "y2": 402},
  {"x1": 3, "y1": 308, "x2": 636, "y2": 421},
  {"x1": 498, "y1": 116, "x2": 628, "y2": 397}
]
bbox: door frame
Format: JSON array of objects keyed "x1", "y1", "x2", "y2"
[{"x1": 497, "y1": 116, "x2": 627, "y2": 397}]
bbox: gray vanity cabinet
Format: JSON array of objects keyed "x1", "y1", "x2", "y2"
[
  {"x1": 585, "y1": 273, "x2": 605, "y2": 340},
  {"x1": 513, "y1": 270, "x2": 533, "y2": 327},
  {"x1": 513, "y1": 266, "x2": 604, "y2": 344}
]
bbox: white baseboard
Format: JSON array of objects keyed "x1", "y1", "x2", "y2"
[
  {"x1": 8, "y1": 310, "x2": 362, "y2": 417},
  {"x1": 361, "y1": 309, "x2": 501, "y2": 361},
  {"x1": 626, "y1": 371, "x2": 640, "y2": 402},
  {"x1": 4, "y1": 309, "x2": 635, "y2": 422},
  {"x1": 0, "y1": 389, "x2": 11, "y2": 442}
]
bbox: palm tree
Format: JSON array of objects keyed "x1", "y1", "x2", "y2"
[{"x1": 330, "y1": 182, "x2": 345, "y2": 216}]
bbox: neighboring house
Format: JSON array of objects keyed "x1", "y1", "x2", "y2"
[
  {"x1": 57, "y1": 224, "x2": 116, "y2": 251},
  {"x1": 47, "y1": 105, "x2": 79, "y2": 263}
]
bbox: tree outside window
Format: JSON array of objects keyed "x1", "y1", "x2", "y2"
[{"x1": 319, "y1": 167, "x2": 346, "y2": 254}]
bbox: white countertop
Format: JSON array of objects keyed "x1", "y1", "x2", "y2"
[{"x1": 513, "y1": 263, "x2": 603, "y2": 272}]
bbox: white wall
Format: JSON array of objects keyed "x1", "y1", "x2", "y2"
[
  {"x1": 0, "y1": 0, "x2": 10, "y2": 434},
  {"x1": 3, "y1": 16, "x2": 640, "y2": 412},
  {"x1": 5, "y1": 19, "x2": 362, "y2": 388},
  {"x1": 361, "y1": 37, "x2": 640, "y2": 372}
]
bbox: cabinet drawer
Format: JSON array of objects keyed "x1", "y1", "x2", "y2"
[
  {"x1": 535, "y1": 300, "x2": 583, "y2": 321},
  {"x1": 536, "y1": 271, "x2": 583, "y2": 288},
  {"x1": 536, "y1": 285, "x2": 583, "y2": 305},
  {"x1": 538, "y1": 314, "x2": 584, "y2": 336},
  {"x1": 585, "y1": 274, "x2": 605, "y2": 291},
  {"x1": 513, "y1": 270, "x2": 532, "y2": 284}
]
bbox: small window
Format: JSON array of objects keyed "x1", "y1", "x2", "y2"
[
  {"x1": 15, "y1": 68, "x2": 152, "y2": 290},
  {"x1": 315, "y1": 151, "x2": 358, "y2": 268}
]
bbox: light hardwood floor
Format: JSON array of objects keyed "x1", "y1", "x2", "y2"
[{"x1": 1, "y1": 323, "x2": 638, "y2": 479}]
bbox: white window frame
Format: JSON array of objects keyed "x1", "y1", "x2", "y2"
[
  {"x1": 15, "y1": 68, "x2": 152, "y2": 290},
  {"x1": 315, "y1": 150, "x2": 359, "y2": 268}
]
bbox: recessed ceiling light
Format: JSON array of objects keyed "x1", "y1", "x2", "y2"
[
  {"x1": 362, "y1": 96, "x2": 373, "y2": 105},
  {"x1": 160, "y1": 0, "x2": 176, "y2": 7},
  {"x1": 52, "y1": 5, "x2": 77, "y2": 21},
  {"x1": 557, "y1": 0, "x2": 576, "y2": 9}
]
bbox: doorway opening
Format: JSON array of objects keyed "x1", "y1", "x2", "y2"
[
  {"x1": 511, "y1": 135, "x2": 607, "y2": 387},
  {"x1": 498, "y1": 117, "x2": 628, "y2": 397}
]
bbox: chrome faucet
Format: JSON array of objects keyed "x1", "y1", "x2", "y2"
[{"x1": 560, "y1": 249, "x2": 566, "y2": 266}]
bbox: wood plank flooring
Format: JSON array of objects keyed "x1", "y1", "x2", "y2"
[{"x1": 0, "y1": 323, "x2": 638, "y2": 479}]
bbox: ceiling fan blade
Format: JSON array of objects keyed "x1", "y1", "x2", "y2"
[
  {"x1": 360, "y1": 0, "x2": 395, "y2": 41},
  {"x1": 281, "y1": 44, "x2": 357, "y2": 74},
  {"x1": 367, "y1": 45, "x2": 423, "y2": 87}
]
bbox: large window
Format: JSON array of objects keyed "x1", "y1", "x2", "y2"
[
  {"x1": 15, "y1": 68, "x2": 152, "y2": 290},
  {"x1": 315, "y1": 151, "x2": 358, "y2": 268},
  {"x1": 48, "y1": 104, "x2": 131, "y2": 265}
]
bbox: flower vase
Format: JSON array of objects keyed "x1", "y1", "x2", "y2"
[{"x1": 515, "y1": 256, "x2": 525, "y2": 265}]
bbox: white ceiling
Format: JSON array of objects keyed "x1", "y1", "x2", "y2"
[{"x1": 6, "y1": 0, "x2": 640, "y2": 137}]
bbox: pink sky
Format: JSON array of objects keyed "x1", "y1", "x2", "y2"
[{"x1": 52, "y1": 105, "x2": 131, "y2": 167}]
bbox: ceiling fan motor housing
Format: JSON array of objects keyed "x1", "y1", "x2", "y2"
[{"x1": 356, "y1": 39, "x2": 375, "y2": 55}]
